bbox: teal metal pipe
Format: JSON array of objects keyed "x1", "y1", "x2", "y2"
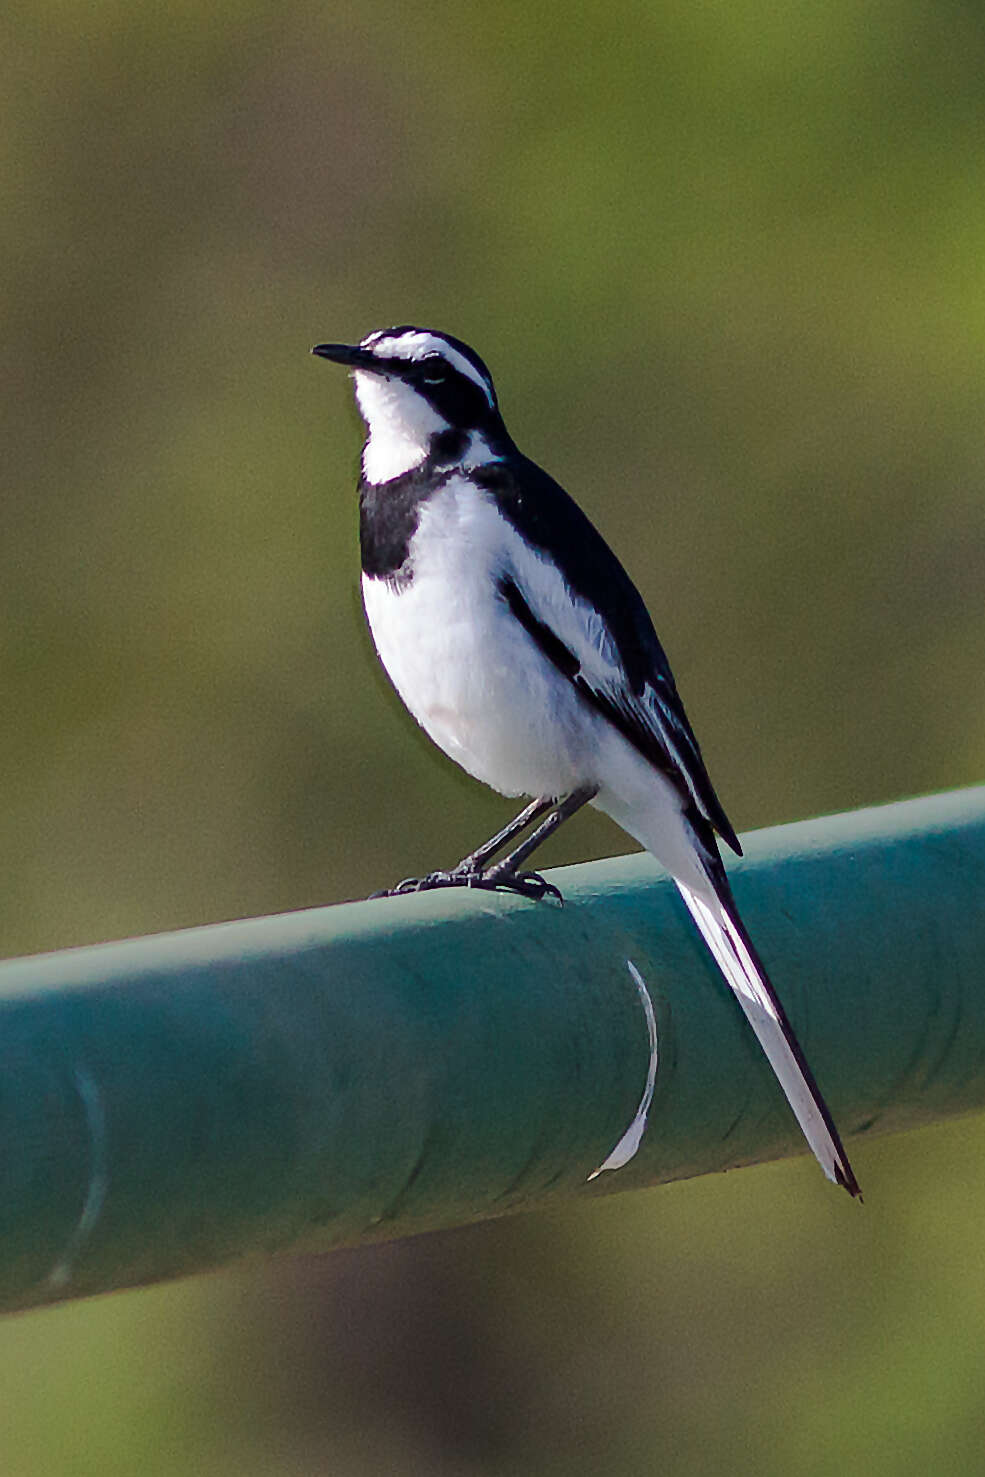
[{"x1": 1, "y1": 786, "x2": 983, "y2": 1313}]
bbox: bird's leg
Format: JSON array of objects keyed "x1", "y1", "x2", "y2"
[
  {"x1": 370, "y1": 797, "x2": 555, "y2": 899},
  {"x1": 371, "y1": 790, "x2": 597, "y2": 903},
  {"x1": 480, "y1": 785, "x2": 598, "y2": 899},
  {"x1": 449, "y1": 797, "x2": 555, "y2": 876}
]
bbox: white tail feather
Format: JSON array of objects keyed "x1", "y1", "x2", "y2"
[{"x1": 676, "y1": 880, "x2": 857, "y2": 1193}]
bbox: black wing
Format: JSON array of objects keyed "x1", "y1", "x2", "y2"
[{"x1": 476, "y1": 455, "x2": 741, "y2": 855}]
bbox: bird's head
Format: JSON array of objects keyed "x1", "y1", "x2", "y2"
[{"x1": 313, "y1": 326, "x2": 505, "y2": 484}]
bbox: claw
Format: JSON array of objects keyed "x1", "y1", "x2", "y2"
[
  {"x1": 472, "y1": 868, "x2": 564, "y2": 904},
  {"x1": 369, "y1": 867, "x2": 562, "y2": 904},
  {"x1": 508, "y1": 870, "x2": 564, "y2": 904}
]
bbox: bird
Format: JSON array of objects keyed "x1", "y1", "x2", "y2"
[{"x1": 311, "y1": 324, "x2": 860, "y2": 1198}]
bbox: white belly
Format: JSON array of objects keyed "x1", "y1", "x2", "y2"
[{"x1": 361, "y1": 481, "x2": 597, "y2": 798}]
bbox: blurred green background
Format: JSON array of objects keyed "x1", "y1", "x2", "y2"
[{"x1": 3, "y1": 0, "x2": 985, "y2": 1471}]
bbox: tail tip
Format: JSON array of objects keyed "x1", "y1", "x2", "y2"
[{"x1": 835, "y1": 1159, "x2": 863, "y2": 1201}]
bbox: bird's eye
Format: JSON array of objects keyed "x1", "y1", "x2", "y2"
[{"x1": 420, "y1": 360, "x2": 446, "y2": 384}]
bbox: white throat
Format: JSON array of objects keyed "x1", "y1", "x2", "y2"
[{"x1": 355, "y1": 370, "x2": 448, "y2": 484}]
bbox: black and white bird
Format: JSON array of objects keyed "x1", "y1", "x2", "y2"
[{"x1": 312, "y1": 325, "x2": 860, "y2": 1197}]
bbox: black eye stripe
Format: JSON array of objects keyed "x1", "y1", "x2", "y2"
[{"x1": 374, "y1": 350, "x2": 496, "y2": 424}]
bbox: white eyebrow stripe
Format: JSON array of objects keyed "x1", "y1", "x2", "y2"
[{"x1": 360, "y1": 330, "x2": 496, "y2": 408}]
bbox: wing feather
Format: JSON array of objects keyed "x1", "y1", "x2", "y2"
[{"x1": 482, "y1": 456, "x2": 740, "y2": 853}]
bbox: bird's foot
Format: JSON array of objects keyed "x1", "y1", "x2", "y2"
[
  {"x1": 369, "y1": 867, "x2": 562, "y2": 904},
  {"x1": 368, "y1": 869, "x2": 474, "y2": 899},
  {"x1": 480, "y1": 868, "x2": 564, "y2": 903}
]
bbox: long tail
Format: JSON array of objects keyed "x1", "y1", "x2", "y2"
[{"x1": 676, "y1": 871, "x2": 861, "y2": 1198}]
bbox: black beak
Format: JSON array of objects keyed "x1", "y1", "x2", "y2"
[{"x1": 311, "y1": 342, "x2": 380, "y2": 370}]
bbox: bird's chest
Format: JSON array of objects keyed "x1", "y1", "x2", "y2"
[
  {"x1": 361, "y1": 480, "x2": 510, "y2": 711},
  {"x1": 359, "y1": 479, "x2": 568, "y2": 792}
]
